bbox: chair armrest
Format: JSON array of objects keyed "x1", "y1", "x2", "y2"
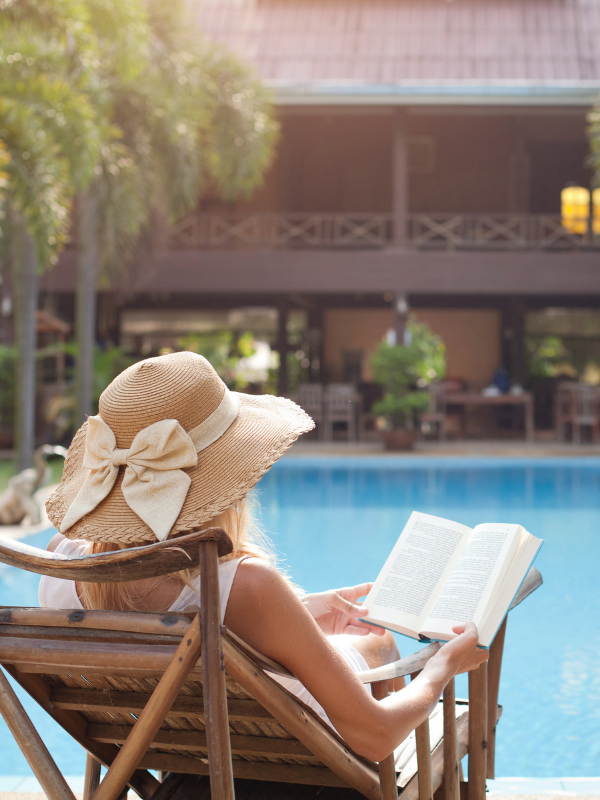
[{"x1": 356, "y1": 643, "x2": 442, "y2": 684}]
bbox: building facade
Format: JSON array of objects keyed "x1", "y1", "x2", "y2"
[{"x1": 40, "y1": 0, "x2": 600, "y2": 429}]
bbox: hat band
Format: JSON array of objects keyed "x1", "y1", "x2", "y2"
[{"x1": 188, "y1": 387, "x2": 240, "y2": 453}]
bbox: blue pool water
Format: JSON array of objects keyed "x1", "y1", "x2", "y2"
[{"x1": 0, "y1": 457, "x2": 598, "y2": 777}]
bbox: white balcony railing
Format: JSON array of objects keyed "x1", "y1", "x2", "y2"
[{"x1": 168, "y1": 212, "x2": 600, "y2": 251}]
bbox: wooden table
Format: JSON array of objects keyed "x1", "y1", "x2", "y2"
[{"x1": 445, "y1": 392, "x2": 535, "y2": 442}]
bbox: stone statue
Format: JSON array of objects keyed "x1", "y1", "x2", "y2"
[{"x1": 0, "y1": 445, "x2": 68, "y2": 525}]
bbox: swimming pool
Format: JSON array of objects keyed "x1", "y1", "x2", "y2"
[{"x1": 0, "y1": 457, "x2": 597, "y2": 777}]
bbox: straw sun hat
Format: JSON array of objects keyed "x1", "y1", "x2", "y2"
[{"x1": 46, "y1": 351, "x2": 314, "y2": 544}]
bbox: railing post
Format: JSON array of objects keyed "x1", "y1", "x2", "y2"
[{"x1": 392, "y1": 107, "x2": 409, "y2": 247}]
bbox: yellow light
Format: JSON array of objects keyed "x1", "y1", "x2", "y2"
[
  {"x1": 593, "y1": 188, "x2": 600, "y2": 235},
  {"x1": 561, "y1": 185, "x2": 590, "y2": 234}
]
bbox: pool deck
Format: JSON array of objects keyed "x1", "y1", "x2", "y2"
[
  {"x1": 1, "y1": 777, "x2": 600, "y2": 799},
  {"x1": 284, "y1": 438, "x2": 600, "y2": 458}
]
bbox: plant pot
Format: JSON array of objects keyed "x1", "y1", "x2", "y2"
[{"x1": 381, "y1": 429, "x2": 418, "y2": 451}]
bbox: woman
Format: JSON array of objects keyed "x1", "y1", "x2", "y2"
[{"x1": 41, "y1": 351, "x2": 486, "y2": 763}]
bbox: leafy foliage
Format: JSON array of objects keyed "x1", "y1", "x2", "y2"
[
  {"x1": 178, "y1": 331, "x2": 257, "y2": 390},
  {"x1": 526, "y1": 336, "x2": 570, "y2": 378},
  {"x1": 371, "y1": 321, "x2": 446, "y2": 429}
]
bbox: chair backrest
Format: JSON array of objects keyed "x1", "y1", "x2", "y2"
[
  {"x1": 427, "y1": 383, "x2": 447, "y2": 415},
  {"x1": 324, "y1": 383, "x2": 356, "y2": 412},
  {"x1": 573, "y1": 383, "x2": 599, "y2": 419},
  {"x1": 295, "y1": 382, "x2": 324, "y2": 414}
]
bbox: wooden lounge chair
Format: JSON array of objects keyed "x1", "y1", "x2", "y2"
[{"x1": 0, "y1": 527, "x2": 542, "y2": 800}]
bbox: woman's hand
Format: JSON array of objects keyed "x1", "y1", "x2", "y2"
[
  {"x1": 423, "y1": 622, "x2": 489, "y2": 687},
  {"x1": 301, "y1": 583, "x2": 386, "y2": 636}
]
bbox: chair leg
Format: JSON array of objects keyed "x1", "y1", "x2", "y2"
[
  {"x1": 467, "y1": 663, "x2": 487, "y2": 800},
  {"x1": 443, "y1": 678, "x2": 459, "y2": 800},
  {"x1": 411, "y1": 671, "x2": 433, "y2": 800},
  {"x1": 84, "y1": 756, "x2": 101, "y2": 800},
  {"x1": 0, "y1": 667, "x2": 77, "y2": 800},
  {"x1": 372, "y1": 681, "x2": 397, "y2": 800}
]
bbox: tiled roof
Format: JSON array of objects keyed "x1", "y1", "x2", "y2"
[{"x1": 191, "y1": 0, "x2": 600, "y2": 104}]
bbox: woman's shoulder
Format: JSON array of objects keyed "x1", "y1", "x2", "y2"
[{"x1": 46, "y1": 532, "x2": 88, "y2": 557}]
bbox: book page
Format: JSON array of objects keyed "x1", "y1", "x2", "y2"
[
  {"x1": 364, "y1": 512, "x2": 472, "y2": 635},
  {"x1": 421, "y1": 523, "x2": 521, "y2": 641}
]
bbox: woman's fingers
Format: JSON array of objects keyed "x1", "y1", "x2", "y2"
[{"x1": 337, "y1": 583, "x2": 374, "y2": 603}]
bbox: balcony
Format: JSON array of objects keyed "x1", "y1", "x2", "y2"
[{"x1": 169, "y1": 212, "x2": 600, "y2": 251}]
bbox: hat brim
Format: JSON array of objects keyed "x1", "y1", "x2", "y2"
[{"x1": 46, "y1": 394, "x2": 314, "y2": 544}]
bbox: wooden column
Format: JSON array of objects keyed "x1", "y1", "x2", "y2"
[
  {"x1": 277, "y1": 305, "x2": 289, "y2": 396},
  {"x1": 467, "y1": 662, "x2": 487, "y2": 800},
  {"x1": 392, "y1": 108, "x2": 409, "y2": 247},
  {"x1": 393, "y1": 294, "x2": 409, "y2": 344},
  {"x1": 199, "y1": 540, "x2": 235, "y2": 800},
  {"x1": 486, "y1": 618, "x2": 507, "y2": 779},
  {"x1": 372, "y1": 680, "x2": 397, "y2": 800}
]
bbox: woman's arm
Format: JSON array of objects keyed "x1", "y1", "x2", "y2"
[{"x1": 225, "y1": 558, "x2": 487, "y2": 763}]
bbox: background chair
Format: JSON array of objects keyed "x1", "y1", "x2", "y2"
[
  {"x1": 324, "y1": 383, "x2": 362, "y2": 442},
  {"x1": 420, "y1": 383, "x2": 448, "y2": 441},
  {"x1": 555, "y1": 382, "x2": 600, "y2": 443},
  {"x1": 295, "y1": 383, "x2": 325, "y2": 440},
  {"x1": 0, "y1": 531, "x2": 541, "y2": 800}
]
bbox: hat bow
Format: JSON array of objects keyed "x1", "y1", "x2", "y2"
[{"x1": 60, "y1": 415, "x2": 198, "y2": 540}]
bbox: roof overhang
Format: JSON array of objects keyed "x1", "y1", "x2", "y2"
[{"x1": 268, "y1": 80, "x2": 600, "y2": 107}]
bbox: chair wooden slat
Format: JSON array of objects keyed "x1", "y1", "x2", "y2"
[{"x1": 50, "y1": 688, "x2": 274, "y2": 722}]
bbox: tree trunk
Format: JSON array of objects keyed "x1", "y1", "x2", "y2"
[
  {"x1": 76, "y1": 187, "x2": 99, "y2": 425},
  {"x1": 10, "y1": 218, "x2": 37, "y2": 471}
]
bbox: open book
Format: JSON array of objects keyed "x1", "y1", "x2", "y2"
[{"x1": 363, "y1": 512, "x2": 542, "y2": 648}]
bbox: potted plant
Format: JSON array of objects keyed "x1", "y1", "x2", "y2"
[{"x1": 371, "y1": 322, "x2": 446, "y2": 451}]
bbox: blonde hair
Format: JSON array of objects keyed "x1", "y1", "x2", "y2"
[{"x1": 79, "y1": 496, "x2": 275, "y2": 612}]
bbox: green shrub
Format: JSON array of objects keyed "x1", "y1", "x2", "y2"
[{"x1": 371, "y1": 321, "x2": 446, "y2": 430}]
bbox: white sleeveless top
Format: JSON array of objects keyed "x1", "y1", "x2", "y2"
[
  {"x1": 38, "y1": 535, "x2": 369, "y2": 728},
  {"x1": 38, "y1": 535, "x2": 244, "y2": 621}
]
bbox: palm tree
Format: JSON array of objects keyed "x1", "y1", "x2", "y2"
[
  {"x1": 72, "y1": 0, "x2": 279, "y2": 422},
  {"x1": 0, "y1": 5, "x2": 100, "y2": 469}
]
